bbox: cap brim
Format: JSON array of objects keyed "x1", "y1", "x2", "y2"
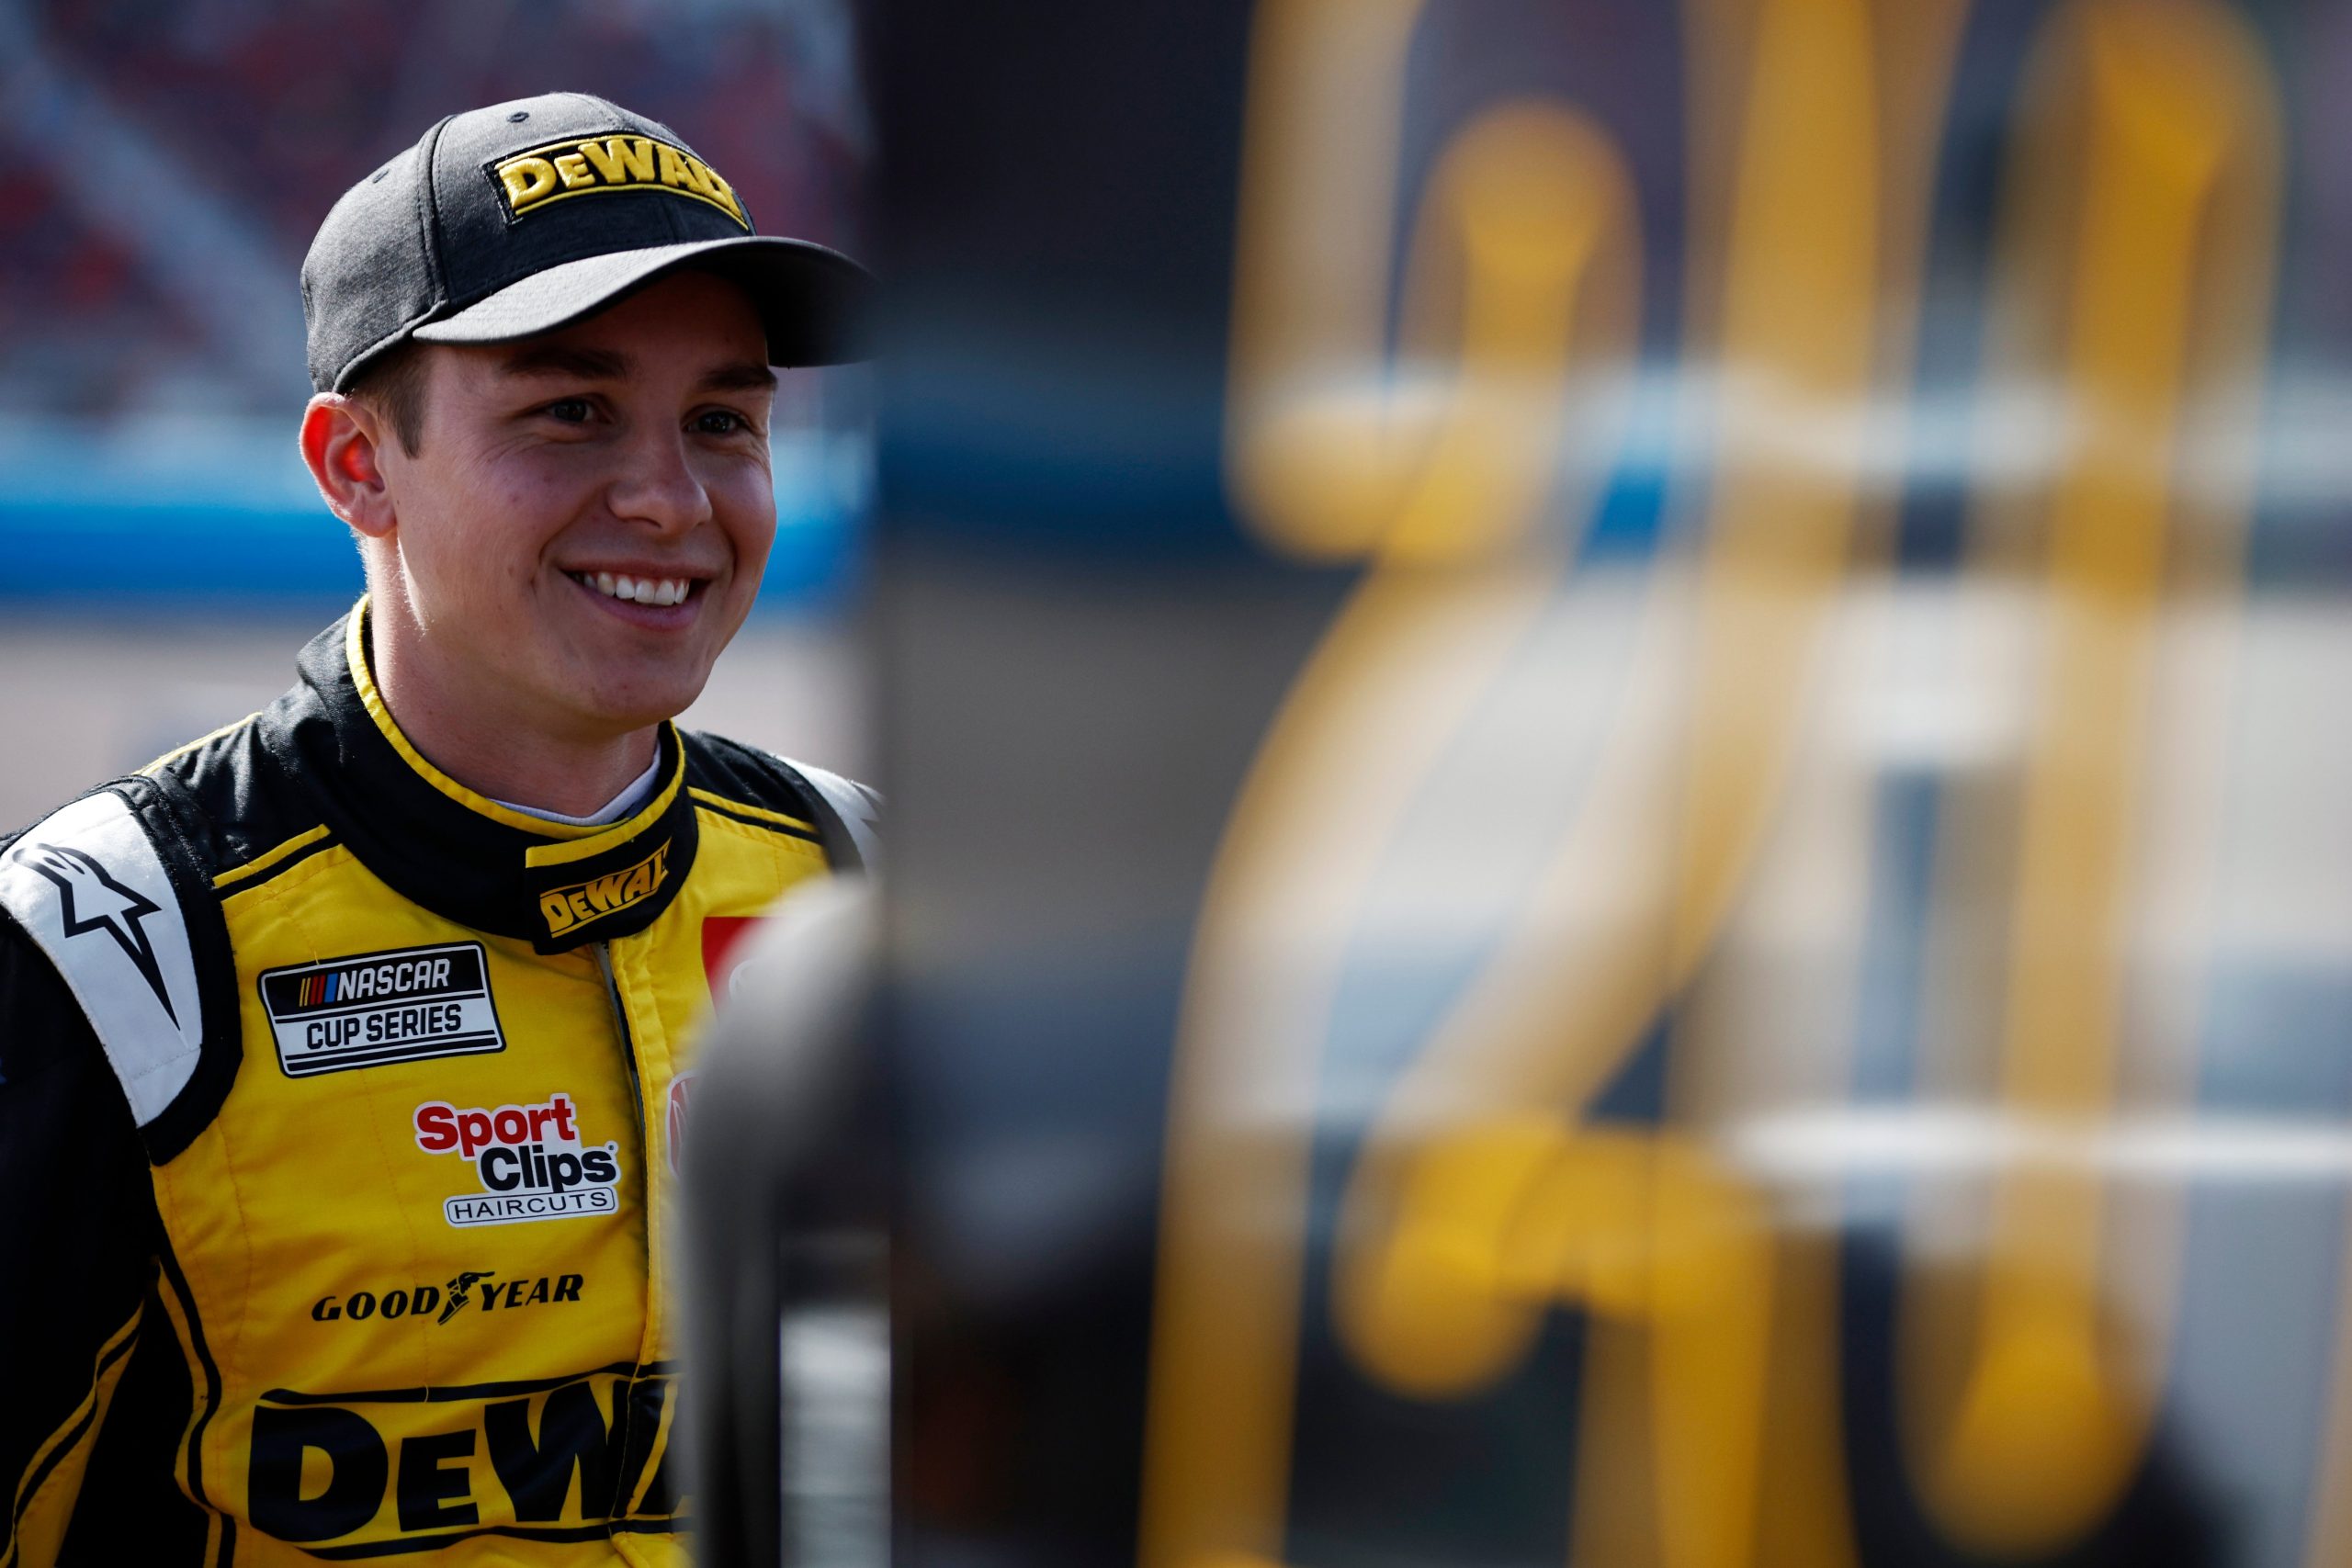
[{"x1": 412, "y1": 236, "x2": 874, "y2": 366}]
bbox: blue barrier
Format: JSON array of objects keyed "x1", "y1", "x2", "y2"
[{"x1": 0, "y1": 423, "x2": 865, "y2": 614}]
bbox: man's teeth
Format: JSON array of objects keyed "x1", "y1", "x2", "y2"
[{"x1": 579, "y1": 571, "x2": 691, "y2": 607}]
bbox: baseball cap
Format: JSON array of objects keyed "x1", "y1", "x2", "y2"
[{"x1": 302, "y1": 92, "x2": 873, "y2": 393}]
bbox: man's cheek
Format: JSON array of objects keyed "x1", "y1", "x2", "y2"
[{"x1": 723, "y1": 492, "x2": 780, "y2": 573}]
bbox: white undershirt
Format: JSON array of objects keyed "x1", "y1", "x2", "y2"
[{"x1": 494, "y1": 753, "x2": 663, "y2": 828}]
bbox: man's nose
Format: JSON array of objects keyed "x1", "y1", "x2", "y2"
[{"x1": 605, "y1": 428, "x2": 713, "y2": 535}]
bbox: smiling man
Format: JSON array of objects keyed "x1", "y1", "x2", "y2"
[{"x1": 0, "y1": 95, "x2": 876, "y2": 1565}]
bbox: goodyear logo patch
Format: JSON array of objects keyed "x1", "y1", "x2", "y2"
[
  {"x1": 489, "y1": 134, "x2": 747, "y2": 228},
  {"x1": 260, "y1": 942, "x2": 504, "y2": 1078},
  {"x1": 539, "y1": 841, "x2": 671, "y2": 939}
]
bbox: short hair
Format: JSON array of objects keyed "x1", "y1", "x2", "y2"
[{"x1": 345, "y1": 341, "x2": 430, "y2": 457}]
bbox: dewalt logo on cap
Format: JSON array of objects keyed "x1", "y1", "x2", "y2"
[
  {"x1": 539, "y1": 841, "x2": 672, "y2": 939},
  {"x1": 488, "y1": 135, "x2": 747, "y2": 229}
]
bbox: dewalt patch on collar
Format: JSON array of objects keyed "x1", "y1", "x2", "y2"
[
  {"x1": 487, "y1": 134, "x2": 748, "y2": 229},
  {"x1": 538, "y1": 841, "x2": 673, "y2": 940}
]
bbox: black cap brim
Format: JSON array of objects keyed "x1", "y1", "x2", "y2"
[{"x1": 411, "y1": 235, "x2": 873, "y2": 367}]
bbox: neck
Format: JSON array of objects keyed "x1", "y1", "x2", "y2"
[{"x1": 367, "y1": 600, "x2": 660, "y2": 820}]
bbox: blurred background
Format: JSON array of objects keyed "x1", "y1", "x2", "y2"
[{"x1": 17, "y1": 0, "x2": 2352, "y2": 1564}]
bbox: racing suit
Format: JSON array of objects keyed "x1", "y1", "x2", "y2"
[{"x1": 0, "y1": 603, "x2": 875, "y2": 1565}]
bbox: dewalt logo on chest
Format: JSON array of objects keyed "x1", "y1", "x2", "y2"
[
  {"x1": 247, "y1": 1365, "x2": 679, "y2": 1547},
  {"x1": 490, "y1": 134, "x2": 746, "y2": 227},
  {"x1": 538, "y1": 841, "x2": 671, "y2": 940}
]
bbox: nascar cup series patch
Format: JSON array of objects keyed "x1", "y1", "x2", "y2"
[{"x1": 260, "y1": 942, "x2": 505, "y2": 1077}]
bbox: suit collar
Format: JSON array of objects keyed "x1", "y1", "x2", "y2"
[{"x1": 260, "y1": 604, "x2": 699, "y2": 953}]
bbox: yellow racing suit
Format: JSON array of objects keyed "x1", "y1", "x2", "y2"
[{"x1": 0, "y1": 604, "x2": 875, "y2": 1565}]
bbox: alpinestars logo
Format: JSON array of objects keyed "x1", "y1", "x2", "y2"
[
  {"x1": 413, "y1": 1092, "x2": 622, "y2": 1228},
  {"x1": 24, "y1": 842, "x2": 175, "y2": 1021}
]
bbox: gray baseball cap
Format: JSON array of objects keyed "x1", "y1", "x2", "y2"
[{"x1": 301, "y1": 92, "x2": 873, "y2": 393}]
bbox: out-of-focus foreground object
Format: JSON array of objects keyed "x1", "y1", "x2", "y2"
[
  {"x1": 682, "y1": 876, "x2": 887, "y2": 1568},
  {"x1": 868, "y1": 0, "x2": 2350, "y2": 1564}
]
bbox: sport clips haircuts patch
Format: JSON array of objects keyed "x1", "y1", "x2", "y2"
[
  {"x1": 414, "y1": 1091, "x2": 622, "y2": 1228},
  {"x1": 260, "y1": 942, "x2": 505, "y2": 1077},
  {"x1": 487, "y1": 133, "x2": 747, "y2": 227}
]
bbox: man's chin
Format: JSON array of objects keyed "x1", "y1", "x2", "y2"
[{"x1": 566, "y1": 670, "x2": 712, "y2": 738}]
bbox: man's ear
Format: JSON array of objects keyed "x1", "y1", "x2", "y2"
[{"x1": 300, "y1": 395, "x2": 396, "y2": 539}]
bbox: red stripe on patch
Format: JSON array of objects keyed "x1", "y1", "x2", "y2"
[{"x1": 701, "y1": 916, "x2": 762, "y2": 1002}]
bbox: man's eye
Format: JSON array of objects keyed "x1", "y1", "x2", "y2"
[
  {"x1": 544, "y1": 398, "x2": 593, "y2": 423},
  {"x1": 694, "y1": 410, "x2": 752, "y2": 436}
]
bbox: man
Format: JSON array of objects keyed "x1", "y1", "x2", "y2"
[{"x1": 0, "y1": 93, "x2": 876, "y2": 1564}]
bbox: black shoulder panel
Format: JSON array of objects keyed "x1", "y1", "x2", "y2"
[
  {"x1": 151, "y1": 699, "x2": 325, "y2": 883},
  {"x1": 683, "y1": 732, "x2": 879, "y2": 874}
]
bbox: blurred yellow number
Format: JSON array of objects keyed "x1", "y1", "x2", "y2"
[
  {"x1": 1142, "y1": 1, "x2": 2279, "y2": 1566},
  {"x1": 1901, "y1": 3, "x2": 2277, "y2": 1555}
]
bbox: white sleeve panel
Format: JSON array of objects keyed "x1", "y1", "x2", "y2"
[
  {"x1": 781, "y1": 760, "x2": 881, "y2": 874},
  {"x1": 0, "y1": 788, "x2": 206, "y2": 1126}
]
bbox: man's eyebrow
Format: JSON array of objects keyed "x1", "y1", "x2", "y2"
[
  {"x1": 695, "y1": 361, "x2": 778, "y2": 395},
  {"x1": 498, "y1": 344, "x2": 631, "y2": 380}
]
